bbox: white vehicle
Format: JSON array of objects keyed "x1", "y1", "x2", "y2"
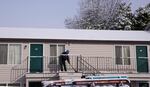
[{"x1": 42, "y1": 75, "x2": 130, "y2": 87}]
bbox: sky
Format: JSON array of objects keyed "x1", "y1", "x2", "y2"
[{"x1": 0, "y1": 0, "x2": 149, "y2": 29}]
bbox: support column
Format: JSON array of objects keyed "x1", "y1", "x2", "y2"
[
  {"x1": 26, "y1": 79, "x2": 29, "y2": 87},
  {"x1": 148, "y1": 81, "x2": 150, "y2": 87}
]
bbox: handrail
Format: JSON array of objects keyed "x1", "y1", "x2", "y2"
[
  {"x1": 10, "y1": 55, "x2": 147, "y2": 82},
  {"x1": 78, "y1": 55, "x2": 101, "y2": 75},
  {"x1": 10, "y1": 57, "x2": 28, "y2": 82}
]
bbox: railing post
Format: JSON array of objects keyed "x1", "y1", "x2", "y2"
[
  {"x1": 28, "y1": 56, "x2": 30, "y2": 73},
  {"x1": 97, "y1": 57, "x2": 98, "y2": 70},
  {"x1": 76, "y1": 56, "x2": 79, "y2": 72},
  {"x1": 27, "y1": 56, "x2": 28, "y2": 73}
]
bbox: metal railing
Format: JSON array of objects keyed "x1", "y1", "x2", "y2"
[
  {"x1": 10, "y1": 55, "x2": 149, "y2": 82},
  {"x1": 65, "y1": 55, "x2": 101, "y2": 74},
  {"x1": 43, "y1": 55, "x2": 138, "y2": 74},
  {"x1": 17, "y1": 55, "x2": 101, "y2": 74},
  {"x1": 77, "y1": 56, "x2": 137, "y2": 74},
  {"x1": 28, "y1": 55, "x2": 149, "y2": 73},
  {"x1": 10, "y1": 57, "x2": 28, "y2": 82}
]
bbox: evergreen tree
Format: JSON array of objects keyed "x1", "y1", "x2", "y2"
[{"x1": 132, "y1": 3, "x2": 150, "y2": 30}]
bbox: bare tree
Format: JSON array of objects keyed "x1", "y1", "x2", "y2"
[{"x1": 65, "y1": 0, "x2": 132, "y2": 30}]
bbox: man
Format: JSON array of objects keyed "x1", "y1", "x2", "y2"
[{"x1": 59, "y1": 50, "x2": 70, "y2": 71}]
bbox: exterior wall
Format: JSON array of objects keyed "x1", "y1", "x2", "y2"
[
  {"x1": 23, "y1": 43, "x2": 29, "y2": 64},
  {"x1": 0, "y1": 41, "x2": 150, "y2": 87},
  {"x1": 0, "y1": 65, "x2": 12, "y2": 82},
  {"x1": 68, "y1": 43, "x2": 113, "y2": 57},
  {"x1": 67, "y1": 43, "x2": 137, "y2": 73},
  {"x1": 0, "y1": 42, "x2": 28, "y2": 83}
]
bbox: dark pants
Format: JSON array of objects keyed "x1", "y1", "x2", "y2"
[{"x1": 60, "y1": 61, "x2": 67, "y2": 71}]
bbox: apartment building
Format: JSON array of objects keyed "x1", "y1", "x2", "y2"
[{"x1": 0, "y1": 27, "x2": 150, "y2": 87}]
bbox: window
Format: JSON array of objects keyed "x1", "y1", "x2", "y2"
[
  {"x1": 50, "y1": 44, "x2": 65, "y2": 64},
  {"x1": 115, "y1": 46, "x2": 130, "y2": 65},
  {"x1": 0, "y1": 44, "x2": 8, "y2": 64},
  {"x1": 50, "y1": 45, "x2": 57, "y2": 64},
  {"x1": 0, "y1": 44, "x2": 21, "y2": 64}
]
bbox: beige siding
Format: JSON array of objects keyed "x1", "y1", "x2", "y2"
[
  {"x1": 22, "y1": 43, "x2": 29, "y2": 62},
  {"x1": 67, "y1": 43, "x2": 137, "y2": 73},
  {"x1": 0, "y1": 41, "x2": 150, "y2": 84},
  {"x1": 0, "y1": 65, "x2": 12, "y2": 82},
  {"x1": 43, "y1": 43, "x2": 49, "y2": 73},
  {"x1": 0, "y1": 43, "x2": 28, "y2": 83},
  {"x1": 68, "y1": 43, "x2": 113, "y2": 57}
]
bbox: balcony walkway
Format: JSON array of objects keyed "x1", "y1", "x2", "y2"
[{"x1": 10, "y1": 55, "x2": 150, "y2": 83}]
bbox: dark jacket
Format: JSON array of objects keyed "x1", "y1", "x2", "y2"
[{"x1": 59, "y1": 51, "x2": 70, "y2": 64}]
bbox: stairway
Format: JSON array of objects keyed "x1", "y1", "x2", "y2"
[{"x1": 10, "y1": 57, "x2": 28, "y2": 83}]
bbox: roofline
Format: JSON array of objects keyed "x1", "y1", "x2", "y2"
[
  {"x1": 0, "y1": 27, "x2": 149, "y2": 42},
  {"x1": 0, "y1": 38, "x2": 149, "y2": 44}
]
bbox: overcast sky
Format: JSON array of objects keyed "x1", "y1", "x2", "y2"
[{"x1": 0, "y1": 0, "x2": 149, "y2": 29}]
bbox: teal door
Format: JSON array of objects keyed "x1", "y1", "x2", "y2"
[
  {"x1": 136, "y1": 46, "x2": 149, "y2": 72},
  {"x1": 30, "y1": 44, "x2": 43, "y2": 73}
]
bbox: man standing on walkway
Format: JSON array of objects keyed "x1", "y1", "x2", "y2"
[{"x1": 59, "y1": 50, "x2": 70, "y2": 71}]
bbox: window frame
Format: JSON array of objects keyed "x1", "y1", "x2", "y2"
[
  {"x1": 0, "y1": 44, "x2": 8, "y2": 64},
  {"x1": 0, "y1": 43, "x2": 22, "y2": 65},
  {"x1": 49, "y1": 44, "x2": 65, "y2": 64},
  {"x1": 114, "y1": 45, "x2": 131, "y2": 65}
]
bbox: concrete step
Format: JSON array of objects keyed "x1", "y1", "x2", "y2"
[{"x1": 59, "y1": 72, "x2": 82, "y2": 80}]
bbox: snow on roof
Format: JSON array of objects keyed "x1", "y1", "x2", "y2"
[{"x1": 0, "y1": 27, "x2": 150, "y2": 42}]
